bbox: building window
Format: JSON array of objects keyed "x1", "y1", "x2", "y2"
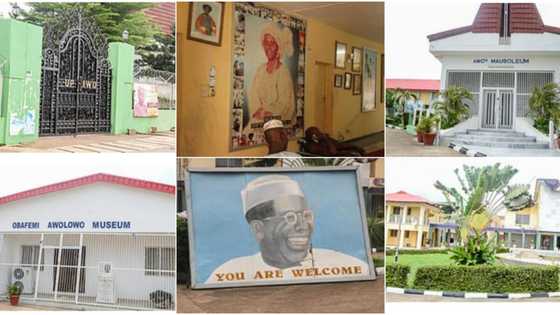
[
  {"x1": 215, "y1": 158, "x2": 244, "y2": 168},
  {"x1": 407, "y1": 208, "x2": 412, "y2": 216},
  {"x1": 499, "y1": 3, "x2": 511, "y2": 44},
  {"x1": 515, "y1": 214, "x2": 530, "y2": 225},
  {"x1": 392, "y1": 207, "x2": 401, "y2": 216},
  {"x1": 21, "y1": 246, "x2": 44, "y2": 271},
  {"x1": 404, "y1": 231, "x2": 410, "y2": 238},
  {"x1": 390, "y1": 230, "x2": 398, "y2": 237},
  {"x1": 145, "y1": 247, "x2": 175, "y2": 277}
]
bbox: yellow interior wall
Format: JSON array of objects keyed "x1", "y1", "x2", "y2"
[{"x1": 177, "y1": 2, "x2": 384, "y2": 156}]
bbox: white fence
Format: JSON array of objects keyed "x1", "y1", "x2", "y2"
[{"x1": 0, "y1": 233, "x2": 176, "y2": 310}]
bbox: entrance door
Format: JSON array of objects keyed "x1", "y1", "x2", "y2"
[
  {"x1": 481, "y1": 89, "x2": 514, "y2": 129},
  {"x1": 53, "y1": 247, "x2": 86, "y2": 294}
]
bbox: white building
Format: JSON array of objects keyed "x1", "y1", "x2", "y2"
[
  {"x1": 429, "y1": 3, "x2": 560, "y2": 153},
  {"x1": 0, "y1": 173, "x2": 176, "y2": 310}
]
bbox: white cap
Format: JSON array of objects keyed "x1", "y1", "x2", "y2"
[
  {"x1": 263, "y1": 119, "x2": 284, "y2": 132},
  {"x1": 241, "y1": 175, "x2": 304, "y2": 215}
]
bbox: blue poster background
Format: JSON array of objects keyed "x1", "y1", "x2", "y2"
[{"x1": 189, "y1": 170, "x2": 369, "y2": 284}]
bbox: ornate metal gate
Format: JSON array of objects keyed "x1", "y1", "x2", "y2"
[{"x1": 40, "y1": 9, "x2": 112, "y2": 135}]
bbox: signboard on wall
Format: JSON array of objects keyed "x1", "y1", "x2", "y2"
[
  {"x1": 134, "y1": 83, "x2": 160, "y2": 117},
  {"x1": 187, "y1": 167, "x2": 376, "y2": 289}
]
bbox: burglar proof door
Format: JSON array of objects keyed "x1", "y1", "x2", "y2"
[
  {"x1": 53, "y1": 247, "x2": 86, "y2": 294},
  {"x1": 481, "y1": 89, "x2": 514, "y2": 129}
]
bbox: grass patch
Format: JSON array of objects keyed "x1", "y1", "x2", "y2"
[
  {"x1": 386, "y1": 253, "x2": 453, "y2": 287},
  {"x1": 373, "y1": 257, "x2": 385, "y2": 268}
]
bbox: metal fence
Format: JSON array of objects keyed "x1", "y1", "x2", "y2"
[
  {"x1": 134, "y1": 67, "x2": 176, "y2": 110},
  {"x1": 0, "y1": 233, "x2": 176, "y2": 310}
]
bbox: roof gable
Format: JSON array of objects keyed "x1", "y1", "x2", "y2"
[{"x1": 386, "y1": 190, "x2": 432, "y2": 204}]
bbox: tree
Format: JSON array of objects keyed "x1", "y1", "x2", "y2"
[
  {"x1": 528, "y1": 82, "x2": 560, "y2": 134},
  {"x1": 393, "y1": 89, "x2": 418, "y2": 128},
  {"x1": 10, "y1": 2, "x2": 159, "y2": 57},
  {"x1": 432, "y1": 86, "x2": 472, "y2": 129},
  {"x1": 434, "y1": 163, "x2": 518, "y2": 244},
  {"x1": 137, "y1": 24, "x2": 176, "y2": 72}
]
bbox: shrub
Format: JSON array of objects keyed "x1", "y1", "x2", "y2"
[
  {"x1": 496, "y1": 247, "x2": 510, "y2": 254},
  {"x1": 386, "y1": 264, "x2": 410, "y2": 288},
  {"x1": 177, "y1": 217, "x2": 190, "y2": 285},
  {"x1": 413, "y1": 265, "x2": 560, "y2": 293},
  {"x1": 386, "y1": 249, "x2": 450, "y2": 256},
  {"x1": 450, "y1": 233, "x2": 496, "y2": 265}
]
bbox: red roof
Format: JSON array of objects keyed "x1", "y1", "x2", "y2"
[
  {"x1": 428, "y1": 3, "x2": 560, "y2": 41},
  {"x1": 0, "y1": 173, "x2": 175, "y2": 206},
  {"x1": 386, "y1": 191, "x2": 432, "y2": 204},
  {"x1": 386, "y1": 79, "x2": 440, "y2": 92},
  {"x1": 144, "y1": 2, "x2": 175, "y2": 35}
]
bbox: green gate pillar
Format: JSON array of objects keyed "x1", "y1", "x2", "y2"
[
  {"x1": 108, "y1": 42, "x2": 134, "y2": 135},
  {"x1": 0, "y1": 19, "x2": 42, "y2": 145}
]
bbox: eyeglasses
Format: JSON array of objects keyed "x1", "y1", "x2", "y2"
[{"x1": 263, "y1": 210, "x2": 313, "y2": 225}]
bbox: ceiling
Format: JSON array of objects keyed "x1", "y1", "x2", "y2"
[{"x1": 258, "y1": 2, "x2": 384, "y2": 43}]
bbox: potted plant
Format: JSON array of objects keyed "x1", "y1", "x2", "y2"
[
  {"x1": 416, "y1": 116, "x2": 432, "y2": 144},
  {"x1": 419, "y1": 116, "x2": 437, "y2": 146},
  {"x1": 8, "y1": 284, "x2": 21, "y2": 306}
]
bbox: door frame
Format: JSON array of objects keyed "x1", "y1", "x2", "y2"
[{"x1": 480, "y1": 87, "x2": 515, "y2": 130}]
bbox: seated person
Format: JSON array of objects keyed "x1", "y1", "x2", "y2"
[
  {"x1": 302, "y1": 127, "x2": 365, "y2": 157},
  {"x1": 263, "y1": 119, "x2": 301, "y2": 158}
]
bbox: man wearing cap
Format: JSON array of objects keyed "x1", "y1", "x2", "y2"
[
  {"x1": 262, "y1": 119, "x2": 303, "y2": 168},
  {"x1": 204, "y1": 175, "x2": 370, "y2": 284}
]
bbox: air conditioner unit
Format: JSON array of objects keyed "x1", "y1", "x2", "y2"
[
  {"x1": 11, "y1": 267, "x2": 34, "y2": 295},
  {"x1": 96, "y1": 262, "x2": 115, "y2": 304}
]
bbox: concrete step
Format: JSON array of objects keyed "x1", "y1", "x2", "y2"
[
  {"x1": 452, "y1": 134, "x2": 537, "y2": 143},
  {"x1": 451, "y1": 139, "x2": 549, "y2": 149},
  {"x1": 465, "y1": 129, "x2": 526, "y2": 137}
]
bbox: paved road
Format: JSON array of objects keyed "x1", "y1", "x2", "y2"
[
  {"x1": 387, "y1": 293, "x2": 560, "y2": 302},
  {"x1": 178, "y1": 278, "x2": 384, "y2": 313},
  {"x1": 0, "y1": 131, "x2": 175, "y2": 153},
  {"x1": 386, "y1": 128, "x2": 461, "y2": 156}
]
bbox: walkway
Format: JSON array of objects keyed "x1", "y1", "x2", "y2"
[
  {"x1": 178, "y1": 278, "x2": 384, "y2": 313},
  {"x1": 0, "y1": 131, "x2": 175, "y2": 153},
  {"x1": 386, "y1": 128, "x2": 461, "y2": 156}
]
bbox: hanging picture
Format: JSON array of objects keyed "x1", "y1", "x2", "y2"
[
  {"x1": 352, "y1": 74, "x2": 361, "y2": 95},
  {"x1": 187, "y1": 2, "x2": 225, "y2": 46},
  {"x1": 344, "y1": 72, "x2": 352, "y2": 89},
  {"x1": 351, "y1": 47, "x2": 362, "y2": 72},
  {"x1": 334, "y1": 74, "x2": 343, "y2": 88},
  {"x1": 335, "y1": 41, "x2": 347, "y2": 69},
  {"x1": 230, "y1": 3, "x2": 306, "y2": 151},
  {"x1": 362, "y1": 47, "x2": 377, "y2": 112}
]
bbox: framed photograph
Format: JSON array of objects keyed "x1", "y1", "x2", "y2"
[
  {"x1": 362, "y1": 47, "x2": 377, "y2": 112},
  {"x1": 344, "y1": 72, "x2": 352, "y2": 89},
  {"x1": 187, "y1": 167, "x2": 377, "y2": 289},
  {"x1": 335, "y1": 41, "x2": 347, "y2": 69},
  {"x1": 351, "y1": 47, "x2": 362, "y2": 72},
  {"x1": 334, "y1": 74, "x2": 343, "y2": 88},
  {"x1": 352, "y1": 74, "x2": 362, "y2": 95},
  {"x1": 187, "y1": 2, "x2": 225, "y2": 46}
]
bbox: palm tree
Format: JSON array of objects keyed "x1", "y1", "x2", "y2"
[
  {"x1": 528, "y1": 82, "x2": 560, "y2": 134},
  {"x1": 434, "y1": 163, "x2": 518, "y2": 244},
  {"x1": 432, "y1": 86, "x2": 472, "y2": 129},
  {"x1": 393, "y1": 89, "x2": 418, "y2": 128}
]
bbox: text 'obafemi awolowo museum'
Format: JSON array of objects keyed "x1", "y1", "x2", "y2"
[{"x1": 429, "y1": 3, "x2": 560, "y2": 151}]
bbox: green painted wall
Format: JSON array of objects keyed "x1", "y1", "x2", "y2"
[
  {"x1": 108, "y1": 42, "x2": 175, "y2": 135},
  {"x1": 0, "y1": 19, "x2": 42, "y2": 145}
]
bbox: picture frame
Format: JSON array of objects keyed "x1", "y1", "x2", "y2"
[
  {"x1": 344, "y1": 72, "x2": 352, "y2": 90},
  {"x1": 352, "y1": 74, "x2": 362, "y2": 95},
  {"x1": 362, "y1": 47, "x2": 377, "y2": 112},
  {"x1": 351, "y1": 47, "x2": 362, "y2": 72},
  {"x1": 187, "y1": 2, "x2": 225, "y2": 46},
  {"x1": 335, "y1": 41, "x2": 347, "y2": 69},
  {"x1": 334, "y1": 74, "x2": 343, "y2": 88}
]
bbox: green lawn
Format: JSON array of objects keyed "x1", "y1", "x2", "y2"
[{"x1": 386, "y1": 253, "x2": 453, "y2": 287}]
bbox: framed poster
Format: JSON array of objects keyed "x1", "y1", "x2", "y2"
[
  {"x1": 335, "y1": 41, "x2": 347, "y2": 69},
  {"x1": 230, "y1": 3, "x2": 306, "y2": 151},
  {"x1": 187, "y1": 167, "x2": 376, "y2": 289},
  {"x1": 187, "y1": 2, "x2": 225, "y2": 46},
  {"x1": 351, "y1": 47, "x2": 362, "y2": 72},
  {"x1": 362, "y1": 47, "x2": 377, "y2": 112},
  {"x1": 344, "y1": 72, "x2": 352, "y2": 90},
  {"x1": 334, "y1": 74, "x2": 343, "y2": 88},
  {"x1": 133, "y1": 83, "x2": 160, "y2": 117},
  {"x1": 352, "y1": 74, "x2": 362, "y2": 95}
]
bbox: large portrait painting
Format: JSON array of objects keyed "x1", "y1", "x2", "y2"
[
  {"x1": 362, "y1": 47, "x2": 377, "y2": 112},
  {"x1": 230, "y1": 3, "x2": 306, "y2": 151},
  {"x1": 187, "y1": 167, "x2": 376, "y2": 289}
]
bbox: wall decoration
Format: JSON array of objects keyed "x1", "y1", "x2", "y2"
[
  {"x1": 362, "y1": 47, "x2": 377, "y2": 112},
  {"x1": 187, "y1": 2, "x2": 225, "y2": 46},
  {"x1": 187, "y1": 168, "x2": 376, "y2": 289},
  {"x1": 334, "y1": 74, "x2": 343, "y2": 88},
  {"x1": 351, "y1": 47, "x2": 362, "y2": 72},
  {"x1": 133, "y1": 83, "x2": 160, "y2": 117},
  {"x1": 352, "y1": 74, "x2": 362, "y2": 95},
  {"x1": 344, "y1": 72, "x2": 352, "y2": 90},
  {"x1": 230, "y1": 3, "x2": 306, "y2": 151},
  {"x1": 380, "y1": 54, "x2": 385, "y2": 103},
  {"x1": 335, "y1": 41, "x2": 347, "y2": 69}
]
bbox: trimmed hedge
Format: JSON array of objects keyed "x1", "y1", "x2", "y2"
[
  {"x1": 386, "y1": 264, "x2": 410, "y2": 288},
  {"x1": 413, "y1": 265, "x2": 560, "y2": 293},
  {"x1": 386, "y1": 249, "x2": 450, "y2": 256}
]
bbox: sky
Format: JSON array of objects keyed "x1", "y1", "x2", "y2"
[
  {"x1": 0, "y1": 153, "x2": 175, "y2": 196},
  {"x1": 386, "y1": 0, "x2": 560, "y2": 79},
  {"x1": 386, "y1": 157, "x2": 560, "y2": 203}
]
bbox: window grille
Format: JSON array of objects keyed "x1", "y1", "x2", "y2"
[
  {"x1": 145, "y1": 247, "x2": 175, "y2": 277},
  {"x1": 516, "y1": 72, "x2": 553, "y2": 117},
  {"x1": 21, "y1": 246, "x2": 45, "y2": 271},
  {"x1": 447, "y1": 71, "x2": 481, "y2": 115},
  {"x1": 482, "y1": 72, "x2": 515, "y2": 88}
]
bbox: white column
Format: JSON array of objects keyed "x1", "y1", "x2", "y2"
[
  {"x1": 33, "y1": 233, "x2": 44, "y2": 301},
  {"x1": 399, "y1": 205, "x2": 409, "y2": 248},
  {"x1": 416, "y1": 206, "x2": 426, "y2": 249}
]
